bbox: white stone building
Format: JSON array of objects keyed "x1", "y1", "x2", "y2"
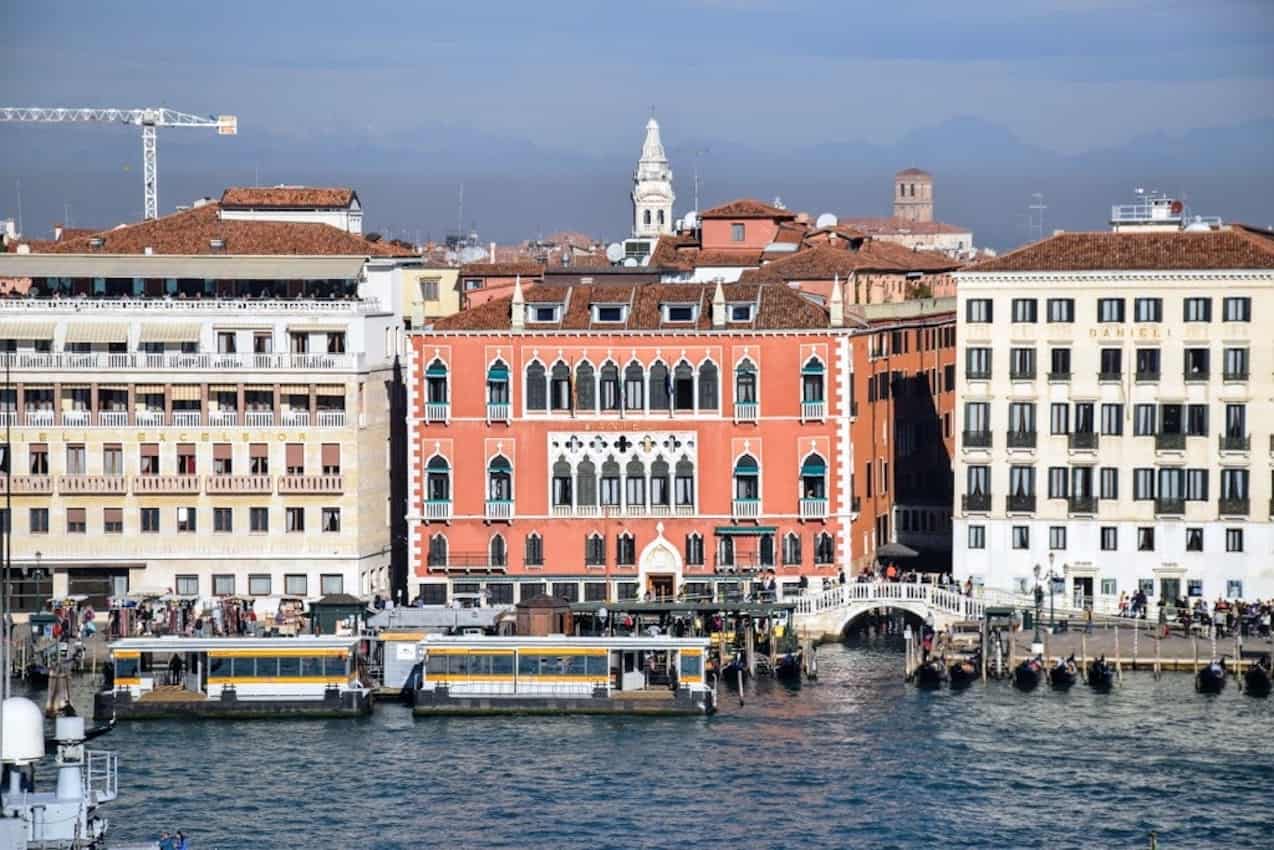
[{"x1": 631, "y1": 117, "x2": 675, "y2": 240}]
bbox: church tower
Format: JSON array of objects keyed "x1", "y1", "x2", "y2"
[{"x1": 632, "y1": 117, "x2": 674, "y2": 238}]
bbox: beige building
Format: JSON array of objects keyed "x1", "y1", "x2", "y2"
[
  {"x1": 398, "y1": 264, "x2": 461, "y2": 328},
  {"x1": 0, "y1": 198, "x2": 415, "y2": 609},
  {"x1": 953, "y1": 225, "x2": 1274, "y2": 604}
]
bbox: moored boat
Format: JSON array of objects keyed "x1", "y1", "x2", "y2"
[
  {"x1": 1013, "y1": 657, "x2": 1043, "y2": 691},
  {"x1": 1049, "y1": 657, "x2": 1077, "y2": 690},
  {"x1": 1087, "y1": 656, "x2": 1116, "y2": 692},
  {"x1": 1242, "y1": 657, "x2": 1271, "y2": 698},
  {"x1": 913, "y1": 658, "x2": 946, "y2": 690},
  {"x1": 948, "y1": 656, "x2": 978, "y2": 689},
  {"x1": 1195, "y1": 659, "x2": 1227, "y2": 694},
  {"x1": 773, "y1": 651, "x2": 803, "y2": 682}
]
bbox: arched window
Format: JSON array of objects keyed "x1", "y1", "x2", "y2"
[
  {"x1": 674, "y1": 457, "x2": 695, "y2": 507},
  {"x1": 489, "y1": 534, "x2": 507, "y2": 568},
  {"x1": 425, "y1": 455, "x2": 450, "y2": 502},
  {"x1": 801, "y1": 452, "x2": 827, "y2": 500},
  {"x1": 575, "y1": 361, "x2": 595, "y2": 411},
  {"x1": 673, "y1": 360, "x2": 695, "y2": 411},
  {"x1": 623, "y1": 361, "x2": 645, "y2": 410},
  {"x1": 650, "y1": 457, "x2": 670, "y2": 507},
  {"x1": 648, "y1": 361, "x2": 670, "y2": 411},
  {"x1": 600, "y1": 457, "x2": 621, "y2": 506},
  {"x1": 525, "y1": 361, "x2": 547, "y2": 411},
  {"x1": 425, "y1": 358, "x2": 448, "y2": 403},
  {"x1": 643, "y1": 209, "x2": 652, "y2": 226},
  {"x1": 697, "y1": 360, "x2": 719, "y2": 411},
  {"x1": 487, "y1": 455, "x2": 512, "y2": 502},
  {"x1": 685, "y1": 532, "x2": 704, "y2": 566},
  {"x1": 550, "y1": 361, "x2": 571, "y2": 411},
  {"x1": 815, "y1": 532, "x2": 834, "y2": 564},
  {"x1": 585, "y1": 532, "x2": 606, "y2": 566},
  {"x1": 576, "y1": 458, "x2": 597, "y2": 507},
  {"x1": 802, "y1": 357, "x2": 825, "y2": 403},
  {"x1": 625, "y1": 456, "x2": 646, "y2": 507},
  {"x1": 733, "y1": 454, "x2": 759, "y2": 501},
  {"x1": 760, "y1": 534, "x2": 775, "y2": 567},
  {"x1": 552, "y1": 457, "x2": 573, "y2": 507},
  {"x1": 427, "y1": 533, "x2": 448, "y2": 567},
  {"x1": 782, "y1": 532, "x2": 802, "y2": 566},
  {"x1": 524, "y1": 532, "x2": 543, "y2": 566},
  {"x1": 616, "y1": 532, "x2": 636, "y2": 566},
  {"x1": 599, "y1": 362, "x2": 621, "y2": 411},
  {"x1": 717, "y1": 535, "x2": 734, "y2": 568},
  {"x1": 734, "y1": 359, "x2": 757, "y2": 404},
  {"x1": 657, "y1": 209, "x2": 665, "y2": 226},
  {"x1": 486, "y1": 359, "x2": 510, "y2": 405}
]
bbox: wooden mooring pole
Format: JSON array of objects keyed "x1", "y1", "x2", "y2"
[
  {"x1": 980, "y1": 619, "x2": 988, "y2": 683},
  {"x1": 1080, "y1": 633, "x2": 1088, "y2": 683},
  {"x1": 1132, "y1": 623, "x2": 1138, "y2": 671},
  {"x1": 1114, "y1": 625, "x2": 1121, "y2": 680},
  {"x1": 1154, "y1": 636, "x2": 1161, "y2": 680},
  {"x1": 1193, "y1": 634, "x2": 1199, "y2": 674}
]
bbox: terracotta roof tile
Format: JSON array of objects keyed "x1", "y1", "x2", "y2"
[
  {"x1": 965, "y1": 228, "x2": 1274, "y2": 273},
  {"x1": 220, "y1": 186, "x2": 355, "y2": 209},
  {"x1": 459, "y1": 261, "x2": 545, "y2": 277},
  {"x1": 43, "y1": 203, "x2": 411, "y2": 257},
  {"x1": 700, "y1": 199, "x2": 796, "y2": 219},
  {"x1": 837, "y1": 216, "x2": 968, "y2": 236},
  {"x1": 742, "y1": 243, "x2": 959, "y2": 283}
]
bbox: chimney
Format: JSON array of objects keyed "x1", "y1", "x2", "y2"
[
  {"x1": 489, "y1": 241, "x2": 496, "y2": 263},
  {"x1": 712, "y1": 280, "x2": 726, "y2": 328},
  {"x1": 829, "y1": 274, "x2": 844, "y2": 328},
  {"x1": 510, "y1": 275, "x2": 526, "y2": 331},
  {"x1": 144, "y1": 246, "x2": 154, "y2": 256}
]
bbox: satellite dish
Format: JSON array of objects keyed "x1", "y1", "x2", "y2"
[
  {"x1": 815, "y1": 213, "x2": 838, "y2": 229},
  {"x1": 605, "y1": 242, "x2": 624, "y2": 263},
  {"x1": 683, "y1": 210, "x2": 698, "y2": 229},
  {"x1": 458, "y1": 246, "x2": 488, "y2": 264},
  {"x1": 622, "y1": 257, "x2": 639, "y2": 267}
]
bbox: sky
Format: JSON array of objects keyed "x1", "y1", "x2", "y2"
[{"x1": 1, "y1": 0, "x2": 1272, "y2": 249}]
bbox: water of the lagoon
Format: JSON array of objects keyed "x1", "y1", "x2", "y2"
[{"x1": 23, "y1": 640, "x2": 1274, "y2": 850}]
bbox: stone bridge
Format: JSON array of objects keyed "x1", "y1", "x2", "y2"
[{"x1": 793, "y1": 582, "x2": 986, "y2": 640}]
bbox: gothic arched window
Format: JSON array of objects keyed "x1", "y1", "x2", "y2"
[{"x1": 644, "y1": 209, "x2": 652, "y2": 226}]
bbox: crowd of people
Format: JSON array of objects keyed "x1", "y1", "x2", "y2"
[{"x1": 1113, "y1": 590, "x2": 1274, "y2": 639}]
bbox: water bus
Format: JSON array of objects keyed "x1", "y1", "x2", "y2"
[
  {"x1": 94, "y1": 636, "x2": 373, "y2": 720},
  {"x1": 410, "y1": 635, "x2": 716, "y2": 716}
]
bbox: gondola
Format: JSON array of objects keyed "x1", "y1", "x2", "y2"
[
  {"x1": 1195, "y1": 659, "x2": 1227, "y2": 694},
  {"x1": 1242, "y1": 658, "x2": 1271, "y2": 698},
  {"x1": 1013, "y1": 657, "x2": 1043, "y2": 691},
  {"x1": 1049, "y1": 657, "x2": 1077, "y2": 690},
  {"x1": 948, "y1": 656, "x2": 978, "y2": 689},
  {"x1": 912, "y1": 658, "x2": 946, "y2": 690},
  {"x1": 773, "y1": 651, "x2": 803, "y2": 682},
  {"x1": 720, "y1": 653, "x2": 748, "y2": 685},
  {"x1": 1087, "y1": 656, "x2": 1116, "y2": 692},
  {"x1": 24, "y1": 663, "x2": 50, "y2": 689}
]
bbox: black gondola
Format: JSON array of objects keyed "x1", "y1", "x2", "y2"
[
  {"x1": 1087, "y1": 656, "x2": 1116, "y2": 691},
  {"x1": 1242, "y1": 658, "x2": 1271, "y2": 698},
  {"x1": 1013, "y1": 658, "x2": 1043, "y2": 691},
  {"x1": 913, "y1": 658, "x2": 946, "y2": 690},
  {"x1": 1049, "y1": 657, "x2": 1077, "y2": 690},
  {"x1": 721, "y1": 653, "x2": 748, "y2": 685},
  {"x1": 774, "y1": 652, "x2": 803, "y2": 681},
  {"x1": 24, "y1": 663, "x2": 50, "y2": 689},
  {"x1": 1195, "y1": 659, "x2": 1227, "y2": 694},
  {"x1": 948, "y1": 656, "x2": 978, "y2": 689}
]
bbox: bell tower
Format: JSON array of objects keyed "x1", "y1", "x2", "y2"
[{"x1": 632, "y1": 116, "x2": 674, "y2": 238}]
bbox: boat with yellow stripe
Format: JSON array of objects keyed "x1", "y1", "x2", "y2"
[
  {"x1": 410, "y1": 635, "x2": 716, "y2": 716},
  {"x1": 94, "y1": 636, "x2": 373, "y2": 720}
]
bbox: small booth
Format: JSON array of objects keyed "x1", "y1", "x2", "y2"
[
  {"x1": 515, "y1": 595, "x2": 573, "y2": 636},
  {"x1": 309, "y1": 594, "x2": 368, "y2": 635}
]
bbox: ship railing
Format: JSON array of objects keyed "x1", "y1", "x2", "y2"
[{"x1": 85, "y1": 749, "x2": 119, "y2": 804}]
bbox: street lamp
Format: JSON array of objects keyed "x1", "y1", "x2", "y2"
[
  {"x1": 1046, "y1": 551, "x2": 1057, "y2": 631},
  {"x1": 1032, "y1": 563, "x2": 1044, "y2": 649}
]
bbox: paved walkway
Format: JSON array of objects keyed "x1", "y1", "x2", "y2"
[{"x1": 985, "y1": 622, "x2": 1272, "y2": 670}]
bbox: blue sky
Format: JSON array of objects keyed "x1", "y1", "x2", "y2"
[{"x1": 2, "y1": 1, "x2": 1272, "y2": 245}]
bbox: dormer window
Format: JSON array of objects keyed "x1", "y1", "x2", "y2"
[
  {"x1": 661, "y1": 303, "x2": 698, "y2": 323},
  {"x1": 591, "y1": 304, "x2": 628, "y2": 323},
  {"x1": 528, "y1": 304, "x2": 562, "y2": 323},
  {"x1": 728, "y1": 303, "x2": 755, "y2": 322},
  {"x1": 88, "y1": 237, "x2": 104, "y2": 251},
  {"x1": 209, "y1": 238, "x2": 226, "y2": 253}
]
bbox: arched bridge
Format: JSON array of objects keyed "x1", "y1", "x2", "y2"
[{"x1": 793, "y1": 582, "x2": 986, "y2": 639}]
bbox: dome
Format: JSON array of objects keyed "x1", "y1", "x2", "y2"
[{"x1": 2, "y1": 697, "x2": 46, "y2": 764}]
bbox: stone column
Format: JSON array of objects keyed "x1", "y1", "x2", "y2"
[{"x1": 53, "y1": 381, "x2": 61, "y2": 426}]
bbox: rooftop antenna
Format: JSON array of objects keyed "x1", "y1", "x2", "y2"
[
  {"x1": 15, "y1": 177, "x2": 23, "y2": 235},
  {"x1": 1028, "y1": 192, "x2": 1047, "y2": 242},
  {"x1": 457, "y1": 182, "x2": 464, "y2": 242},
  {"x1": 693, "y1": 148, "x2": 709, "y2": 216}
]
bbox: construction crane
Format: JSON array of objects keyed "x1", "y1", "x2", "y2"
[{"x1": 0, "y1": 107, "x2": 237, "y2": 221}]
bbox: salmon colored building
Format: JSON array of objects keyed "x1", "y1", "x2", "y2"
[{"x1": 406, "y1": 274, "x2": 956, "y2": 605}]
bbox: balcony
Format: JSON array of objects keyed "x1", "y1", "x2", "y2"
[
  {"x1": 0, "y1": 475, "x2": 53, "y2": 495},
  {"x1": 61, "y1": 410, "x2": 90, "y2": 427},
  {"x1": 799, "y1": 497, "x2": 829, "y2": 520},
  {"x1": 1067, "y1": 496, "x2": 1097, "y2": 515},
  {"x1": 135, "y1": 410, "x2": 165, "y2": 427},
  {"x1": 24, "y1": 410, "x2": 55, "y2": 427},
  {"x1": 424, "y1": 500, "x2": 452, "y2": 522},
  {"x1": 1068, "y1": 431, "x2": 1099, "y2": 451},
  {"x1": 714, "y1": 554, "x2": 772, "y2": 574},
  {"x1": 485, "y1": 499, "x2": 514, "y2": 522},
  {"x1": 1046, "y1": 370, "x2": 1071, "y2": 382},
  {"x1": 1223, "y1": 369, "x2": 1249, "y2": 382},
  {"x1": 1155, "y1": 432, "x2": 1186, "y2": 452},
  {"x1": 425, "y1": 402, "x2": 449, "y2": 423},
  {"x1": 280, "y1": 411, "x2": 310, "y2": 428},
  {"x1": 1098, "y1": 371, "x2": 1122, "y2": 382},
  {"x1": 132, "y1": 474, "x2": 200, "y2": 494},
  {"x1": 1009, "y1": 368, "x2": 1036, "y2": 381},
  {"x1": 206, "y1": 475, "x2": 273, "y2": 494},
  {"x1": 1154, "y1": 497, "x2": 1185, "y2": 516},
  {"x1": 1135, "y1": 369, "x2": 1161, "y2": 382},
  {"x1": 962, "y1": 430, "x2": 992, "y2": 449},
  {"x1": 801, "y1": 400, "x2": 825, "y2": 421},
  {"x1": 58, "y1": 474, "x2": 128, "y2": 495},
  {"x1": 98, "y1": 410, "x2": 128, "y2": 428},
  {"x1": 1006, "y1": 431, "x2": 1037, "y2": 449},
  {"x1": 244, "y1": 411, "x2": 274, "y2": 428},
  {"x1": 317, "y1": 410, "x2": 346, "y2": 428},
  {"x1": 426, "y1": 553, "x2": 509, "y2": 574},
  {"x1": 278, "y1": 474, "x2": 344, "y2": 494},
  {"x1": 962, "y1": 493, "x2": 991, "y2": 513},
  {"x1": 1218, "y1": 497, "x2": 1250, "y2": 517},
  {"x1": 1006, "y1": 494, "x2": 1036, "y2": 513},
  {"x1": 1219, "y1": 434, "x2": 1250, "y2": 452},
  {"x1": 208, "y1": 411, "x2": 239, "y2": 427},
  {"x1": 3, "y1": 348, "x2": 367, "y2": 371},
  {"x1": 732, "y1": 499, "x2": 761, "y2": 520},
  {"x1": 171, "y1": 411, "x2": 201, "y2": 428},
  {"x1": 486, "y1": 402, "x2": 511, "y2": 423},
  {"x1": 734, "y1": 402, "x2": 759, "y2": 423},
  {"x1": 967, "y1": 369, "x2": 992, "y2": 381}
]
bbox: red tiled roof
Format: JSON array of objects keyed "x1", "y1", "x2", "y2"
[
  {"x1": 837, "y1": 216, "x2": 968, "y2": 236},
  {"x1": 742, "y1": 243, "x2": 959, "y2": 283},
  {"x1": 459, "y1": 261, "x2": 545, "y2": 277},
  {"x1": 431, "y1": 281, "x2": 829, "y2": 332},
  {"x1": 220, "y1": 186, "x2": 356, "y2": 209},
  {"x1": 965, "y1": 228, "x2": 1274, "y2": 273},
  {"x1": 55, "y1": 227, "x2": 100, "y2": 241},
  {"x1": 44, "y1": 203, "x2": 412, "y2": 257},
  {"x1": 700, "y1": 199, "x2": 796, "y2": 220}
]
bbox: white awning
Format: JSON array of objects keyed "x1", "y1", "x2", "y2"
[
  {"x1": 63, "y1": 322, "x2": 130, "y2": 344},
  {"x1": 0, "y1": 319, "x2": 56, "y2": 340},
  {"x1": 139, "y1": 322, "x2": 202, "y2": 343}
]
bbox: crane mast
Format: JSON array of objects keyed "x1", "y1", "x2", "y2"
[{"x1": 0, "y1": 107, "x2": 238, "y2": 221}]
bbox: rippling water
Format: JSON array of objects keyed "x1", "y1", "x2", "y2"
[{"x1": 26, "y1": 640, "x2": 1274, "y2": 849}]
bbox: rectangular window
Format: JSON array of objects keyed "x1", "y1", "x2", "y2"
[
  {"x1": 1097, "y1": 298, "x2": 1125, "y2": 323},
  {"x1": 286, "y1": 507, "x2": 305, "y2": 533},
  {"x1": 525, "y1": 535, "x2": 544, "y2": 567},
  {"x1": 585, "y1": 536, "x2": 606, "y2": 567},
  {"x1": 29, "y1": 507, "x2": 49, "y2": 534},
  {"x1": 103, "y1": 507, "x2": 123, "y2": 534},
  {"x1": 1011, "y1": 526, "x2": 1029, "y2": 550},
  {"x1": 286, "y1": 443, "x2": 304, "y2": 475},
  {"x1": 1100, "y1": 404, "x2": 1123, "y2": 436},
  {"x1": 1135, "y1": 348, "x2": 1161, "y2": 380},
  {"x1": 1133, "y1": 468, "x2": 1155, "y2": 500},
  {"x1": 730, "y1": 223, "x2": 745, "y2": 242},
  {"x1": 176, "y1": 443, "x2": 196, "y2": 476},
  {"x1": 1046, "y1": 298, "x2": 1074, "y2": 323},
  {"x1": 1184, "y1": 348, "x2": 1210, "y2": 380},
  {"x1": 67, "y1": 507, "x2": 86, "y2": 534},
  {"x1": 285, "y1": 574, "x2": 307, "y2": 596},
  {"x1": 966, "y1": 299, "x2": 993, "y2": 323},
  {"x1": 1183, "y1": 297, "x2": 1211, "y2": 322},
  {"x1": 177, "y1": 506, "x2": 197, "y2": 532},
  {"x1": 1009, "y1": 348, "x2": 1036, "y2": 380},
  {"x1": 1099, "y1": 467, "x2": 1119, "y2": 500},
  {"x1": 175, "y1": 575, "x2": 198, "y2": 596},
  {"x1": 1100, "y1": 527, "x2": 1118, "y2": 551},
  {"x1": 250, "y1": 507, "x2": 269, "y2": 533},
  {"x1": 1223, "y1": 347, "x2": 1249, "y2": 380},
  {"x1": 1222, "y1": 296, "x2": 1251, "y2": 322},
  {"x1": 1049, "y1": 348, "x2": 1070, "y2": 378},
  {"x1": 965, "y1": 348, "x2": 991, "y2": 379},
  {"x1": 103, "y1": 444, "x2": 124, "y2": 476},
  {"x1": 317, "y1": 574, "x2": 342, "y2": 596},
  {"x1": 321, "y1": 508, "x2": 341, "y2": 533},
  {"x1": 1048, "y1": 526, "x2": 1067, "y2": 551},
  {"x1": 1047, "y1": 466, "x2": 1069, "y2": 499},
  {"x1": 1186, "y1": 405, "x2": 1208, "y2": 436},
  {"x1": 28, "y1": 444, "x2": 49, "y2": 475},
  {"x1": 1186, "y1": 528, "x2": 1204, "y2": 552},
  {"x1": 321, "y1": 443, "x2": 340, "y2": 475},
  {"x1": 1137, "y1": 527, "x2": 1155, "y2": 551},
  {"x1": 1185, "y1": 469, "x2": 1209, "y2": 501},
  {"x1": 967, "y1": 525, "x2": 985, "y2": 549},
  {"x1": 213, "y1": 574, "x2": 235, "y2": 596},
  {"x1": 1050, "y1": 403, "x2": 1069, "y2": 435},
  {"x1": 66, "y1": 444, "x2": 86, "y2": 475},
  {"x1": 1225, "y1": 528, "x2": 1244, "y2": 553},
  {"x1": 214, "y1": 507, "x2": 233, "y2": 533},
  {"x1": 1011, "y1": 298, "x2": 1037, "y2": 323},
  {"x1": 212, "y1": 442, "x2": 233, "y2": 475},
  {"x1": 420, "y1": 279, "x2": 440, "y2": 302},
  {"x1": 1133, "y1": 404, "x2": 1156, "y2": 436},
  {"x1": 1134, "y1": 297, "x2": 1162, "y2": 323},
  {"x1": 1099, "y1": 349, "x2": 1122, "y2": 379},
  {"x1": 141, "y1": 507, "x2": 160, "y2": 533},
  {"x1": 248, "y1": 574, "x2": 272, "y2": 596},
  {"x1": 616, "y1": 535, "x2": 636, "y2": 566},
  {"x1": 1220, "y1": 468, "x2": 1249, "y2": 500}
]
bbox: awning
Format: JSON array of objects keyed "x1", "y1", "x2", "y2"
[
  {"x1": 800, "y1": 457, "x2": 827, "y2": 476},
  {"x1": 487, "y1": 365, "x2": 509, "y2": 380},
  {"x1": 733, "y1": 456, "x2": 758, "y2": 472},
  {"x1": 715, "y1": 526, "x2": 777, "y2": 536},
  {"x1": 0, "y1": 320, "x2": 55, "y2": 340},
  {"x1": 96, "y1": 384, "x2": 128, "y2": 392},
  {"x1": 801, "y1": 361, "x2": 825, "y2": 375},
  {"x1": 876, "y1": 542, "x2": 919, "y2": 559},
  {"x1": 139, "y1": 322, "x2": 202, "y2": 343},
  {"x1": 280, "y1": 384, "x2": 310, "y2": 395},
  {"x1": 209, "y1": 384, "x2": 238, "y2": 393},
  {"x1": 425, "y1": 362, "x2": 448, "y2": 377},
  {"x1": 134, "y1": 385, "x2": 164, "y2": 395},
  {"x1": 170, "y1": 385, "x2": 201, "y2": 401},
  {"x1": 316, "y1": 385, "x2": 344, "y2": 396},
  {"x1": 64, "y1": 322, "x2": 129, "y2": 344}
]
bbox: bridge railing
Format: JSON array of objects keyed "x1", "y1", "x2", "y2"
[{"x1": 794, "y1": 582, "x2": 983, "y2": 620}]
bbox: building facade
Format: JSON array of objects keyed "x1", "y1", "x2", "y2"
[
  {"x1": 952, "y1": 226, "x2": 1274, "y2": 603},
  {"x1": 893, "y1": 168, "x2": 933, "y2": 223}
]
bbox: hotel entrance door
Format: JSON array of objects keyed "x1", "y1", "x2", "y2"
[{"x1": 648, "y1": 574, "x2": 674, "y2": 601}]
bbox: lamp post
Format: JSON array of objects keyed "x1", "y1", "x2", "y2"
[
  {"x1": 1046, "y1": 552, "x2": 1057, "y2": 631},
  {"x1": 1032, "y1": 563, "x2": 1044, "y2": 652}
]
